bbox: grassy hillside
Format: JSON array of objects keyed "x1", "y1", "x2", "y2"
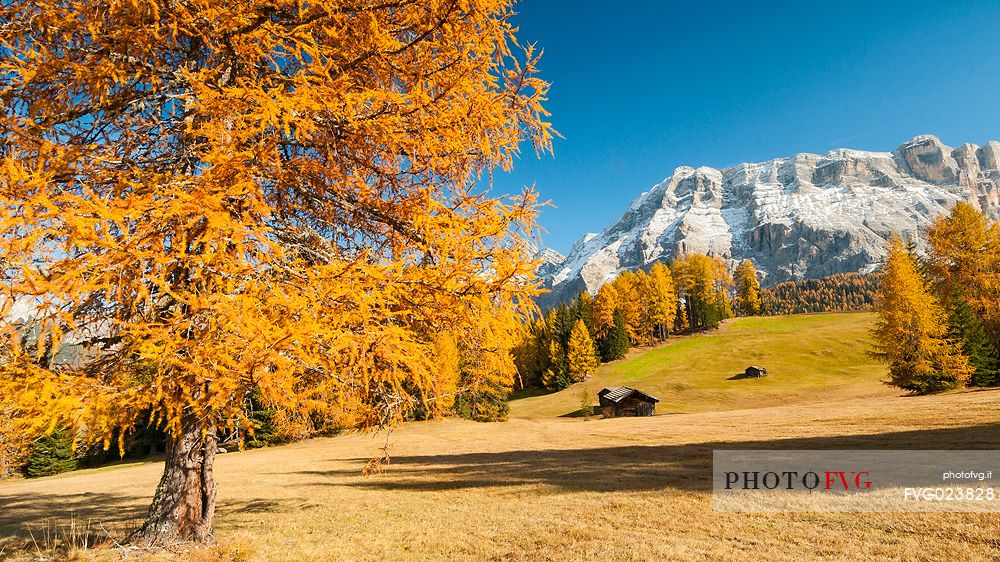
[{"x1": 510, "y1": 312, "x2": 890, "y2": 419}]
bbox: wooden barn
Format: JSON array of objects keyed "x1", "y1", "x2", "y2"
[
  {"x1": 745, "y1": 365, "x2": 767, "y2": 378},
  {"x1": 598, "y1": 386, "x2": 659, "y2": 417}
]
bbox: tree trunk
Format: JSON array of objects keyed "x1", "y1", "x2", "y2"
[{"x1": 132, "y1": 412, "x2": 217, "y2": 544}]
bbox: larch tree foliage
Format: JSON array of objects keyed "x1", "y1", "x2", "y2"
[
  {"x1": 673, "y1": 254, "x2": 732, "y2": 331},
  {"x1": 0, "y1": 0, "x2": 551, "y2": 545},
  {"x1": 427, "y1": 332, "x2": 460, "y2": 417},
  {"x1": 870, "y1": 236, "x2": 972, "y2": 393},
  {"x1": 925, "y1": 202, "x2": 1000, "y2": 342},
  {"x1": 592, "y1": 282, "x2": 620, "y2": 339},
  {"x1": 647, "y1": 261, "x2": 677, "y2": 341},
  {"x1": 614, "y1": 271, "x2": 643, "y2": 344},
  {"x1": 733, "y1": 260, "x2": 762, "y2": 316},
  {"x1": 565, "y1": 318, "x2": 598, "y2": 382}
]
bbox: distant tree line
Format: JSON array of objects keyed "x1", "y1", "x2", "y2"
[{"x1": 761, "y1": 272, "x2": 878, "y2": 315}]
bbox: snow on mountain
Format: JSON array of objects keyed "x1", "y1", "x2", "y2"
[
  {"x1": 536, "y1": 135, "x2": 1000, "y2": 306},
  {"x1": 532, "y1": 246, "x2": 566, "y2": 280}
]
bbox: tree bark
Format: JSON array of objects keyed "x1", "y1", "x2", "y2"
[{"x1": 132, "y1": 412, "x2": 217, "y2": 544}]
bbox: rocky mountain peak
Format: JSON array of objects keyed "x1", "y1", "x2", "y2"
[{"x1": 535, "y1": 135, "x2": 1000, "y2": 307}]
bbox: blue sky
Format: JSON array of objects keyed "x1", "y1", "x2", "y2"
[{"x1": 495, "y1": 0, "x2": 1000, "y2": 254}]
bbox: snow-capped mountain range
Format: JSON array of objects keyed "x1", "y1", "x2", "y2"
[{"x1": 536, "y1": 135, "x2": 1000, "y2": 307}]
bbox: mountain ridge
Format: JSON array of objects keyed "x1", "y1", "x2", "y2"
[{"x1": 537, "y1": 134, "x2": 1000, "y2": 306}]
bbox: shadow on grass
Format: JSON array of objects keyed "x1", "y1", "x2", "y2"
[
  {"x1": 3, "y1": 422, "x2": 999, "y2": 551},
  {"x1": 726, "y1": 372, "x2": 766, "y2": 381},
  {"x1": 0, "y1": 491, "x2": 298, "y2": 551},
  {"x1": 558, "y1": 406, "x2": 599, "y2": 418},
  {"x1": 0, "y1": 491, "x2": 146, "y2": 551},
  {"x1": 288, "y1": 423, "x2": 1000, "y2": 494},
  {"x1": 509, "y1": 387, "x2": 553, "y2": 401}
]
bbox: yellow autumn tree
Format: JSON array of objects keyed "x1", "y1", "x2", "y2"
[
  {"x1": 426, "y1": 332, "x2": 461, "y2": 418},
  {"x1": 630, "y1": 269, "x2": 656, "y2": 345},
  {"x1": 925, "y1": 202, "x2": 1000, "y2": 332},
  {"x1": 592, "y1": 282, "x2": 621, "y2": 339},
  {"x1": 612, "y1": 271, "x2": 643, "y2": 344},
  {"x1": 870, "y1": 235, "x2": 973, "y2": 393},
  {"x1": 566, "y1": 319, "x2": 599, "y2": 382},
  {"x1": 673, "y1": 254, "x2": 732, "y2": 330},
  {"x1": 0, "y1": 0, "x2": 551, "y2": 544},
  {"x1": 734, "y1": 260, "x2": 763, "y2": 316},
  {"x1": 454, "y1": 305, "x2": 522, "y2": 422},
  {"x1": 647, "y1": 261, "x2": 678, "y2": 340},
  {"x1": 675, "y1": 303, "x2": 690, "y2": 332}
]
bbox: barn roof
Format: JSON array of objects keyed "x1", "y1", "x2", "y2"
[{"x1": 597, "y1": 386, "x2": 660, "y2": 403}]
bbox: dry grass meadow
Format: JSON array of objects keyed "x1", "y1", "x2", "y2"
[{"x1": 2, "y1": 312, "x2": 1000, "y2": 561}]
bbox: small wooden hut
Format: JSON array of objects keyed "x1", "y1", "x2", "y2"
[
  {"x1": 597, "y1": 386, "x2": 659, "y2": 417},
  {"x1": 745, "y1": 365, "x2": 767, "y2": 378}
]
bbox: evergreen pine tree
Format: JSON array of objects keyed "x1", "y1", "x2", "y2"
[
  {"x1": 23, "y1": 430, "x2": 77, "y2": 478},
  {"x1": 599, "y1": 308, "x2": 630, "y2": 362},
  {"x1": 542, "y1": 338, "x2": 571, "y2": 390},
  {"x1": 553, "y1": 304, "x2": 574, "y2": 347},
  {"x1": 946, "y1": 286, "x2": 999, "y2": 387},
  {"x1": 573, "y1": 291, "x2": 596, "y2": 336}
]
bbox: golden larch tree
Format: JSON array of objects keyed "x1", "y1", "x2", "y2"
[
  {"x1": 673, "y1": 254, "x2": 732, "y2": 330},
  {"x1": 630, "y1": 269, "x2": 656, "y2": 345},
  {"x1": 0, "y1": 0, "x2": 551, "y2": 544},
  {"x1": 427, "y1": 332, "x2": 461, "y2": 417},
  {"x1": 611, "y1": 271, "x2": 643, "y2": 344},
  {"x1": 566, "y1": 318, "x2": 599, "y2": 382},
  {"x1": 453, "y1": 304, "x2": 522, "y2": 422},
  {"x1": 925, "y1": 202, "x2": 1000, "y2": 337},
  {"x1": 734, "y1": 259, "x2": 763, "y2": 316},
  {"x1": 647, "y1": 261, "x2": 678, "y2": 340},
  {"x1": 592, "y1": 282, "x2": 620, "y2": 339},
  {"x1": 870, "y1": 236, "x2": 972, "y2": 393}
]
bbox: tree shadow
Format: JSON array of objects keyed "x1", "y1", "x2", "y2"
[
  {"x1": 0, "y1": 490, "x2": 298, "y2": 551},
  {"x1": 0, "y1": 491, "x2": 146, "y2": 551},
  {"x1": 509, "y1": 387, "x2": 553, "y2": 401},
  {"x1": 559, "y1": 406, "x2": 598, "y2": 418},
  {"x1": 289, "y1": 423, "x2": 1000, "y2": 495},
  {"x1": 4, "y1": 422, "x2": 999, "y2": 551}
]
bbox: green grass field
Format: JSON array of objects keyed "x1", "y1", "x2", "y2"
[{"x1": 510, "y1": 311, "x2": 890, "y2": 418}]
